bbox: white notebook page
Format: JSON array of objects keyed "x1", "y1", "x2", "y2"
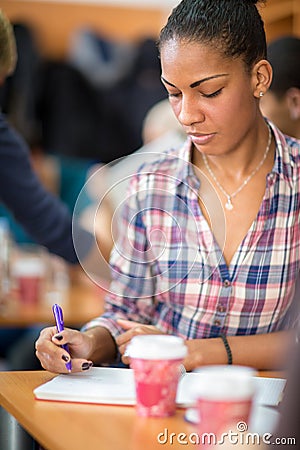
[{"x1": 34, "y1": 367, "x2": 286, "y2": 407}]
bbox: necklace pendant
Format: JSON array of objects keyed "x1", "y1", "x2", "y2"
[{"x1": 225, "y1": 197, "x2": 233, "y2": 210}]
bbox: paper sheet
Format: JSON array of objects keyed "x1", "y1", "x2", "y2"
[{"x1": 34, "y1": 367, "x2": 286, "y2": 407}]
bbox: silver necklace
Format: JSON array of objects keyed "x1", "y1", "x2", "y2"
[{"x1": 202, "y1": 125, "x2": 272, "y2": 211}]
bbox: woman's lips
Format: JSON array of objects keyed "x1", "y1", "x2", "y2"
[{"x1": 189, "y1": 133, "x2": 215, "y2": 145}]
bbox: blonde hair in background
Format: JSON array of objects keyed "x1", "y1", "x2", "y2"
[{"x1": 0, "y1": 9, "x2": 17, "y2": 81}]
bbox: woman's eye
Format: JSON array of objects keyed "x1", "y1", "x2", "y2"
[
  {"x1": 202, "y1": 88, "x2": 223, "y2": 98},
  {"x1": 168, "y1": 92, "x2": 181, "y2": 98}
]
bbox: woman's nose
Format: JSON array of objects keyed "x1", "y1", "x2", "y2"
[{"x1": 178, "y1": 96, "x2": 205, "y2": 126}]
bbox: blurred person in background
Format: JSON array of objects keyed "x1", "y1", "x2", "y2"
[
  {"x1": 0, "y1": 9, "x2": 102, "y2": 370},
  {"x1": 0, "y1": 8, "x2": 94, "y2": 268},
  {"x1": 260, "y1": 36, "x2": 300, "y2": 139}
]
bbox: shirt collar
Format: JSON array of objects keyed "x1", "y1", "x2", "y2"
[{"x1": 267, "y1": 119, "x2": 296, "y2": 184}]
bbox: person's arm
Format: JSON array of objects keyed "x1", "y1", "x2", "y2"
[
  {"x1": 183, "y1": 330, "x2": 292, "y2": 371},
  {"x1": 116, "y1": 319, "x2": 291, "y2": 371},
  {"x1": 0, "y1": 113, "x2": 93, "y2": 263}
]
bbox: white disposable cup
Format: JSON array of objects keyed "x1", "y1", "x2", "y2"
[{"x1": 127, "y1": 335, "x2": 187, "y2": 417}]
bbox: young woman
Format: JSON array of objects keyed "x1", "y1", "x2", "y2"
[{"x1": 36, "y1": 0, "x2": 300, "y2": 373}]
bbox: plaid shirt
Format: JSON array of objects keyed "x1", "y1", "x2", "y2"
[{"x1": 83, "y1": 121, "x2": 300, "y2": 342}]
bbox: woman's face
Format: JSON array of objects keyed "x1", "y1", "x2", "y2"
[{"x1": 160, "y1": 39, "x2": 259, "y2": 156}]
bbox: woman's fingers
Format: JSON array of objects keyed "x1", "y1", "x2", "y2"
[
  {"x1": 116, "y1": 323, "x2": 159, "y2": 348},
  {"x1": 36, "y1": 347, "x2": 93, "y2": 373},
  {"x1": 116, "y1": 321, "x2": 165, "y2": 364},
  {"x1": 117, "y1": 319, "x2": 141, "y2": 329},
  {"x1": 35, "y1": 326, "x2": 93, "y2": 373}
]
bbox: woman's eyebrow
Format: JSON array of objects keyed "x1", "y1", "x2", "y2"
[
  {"x1": 161, "y1": 74, "x2": 229, "y2": 89},
  {"x1": 161, "y1": 76, "x2": 177, "y2": 88},
  {"x1": 190, "y1": 74, "x2": 228, "y2": 88}
]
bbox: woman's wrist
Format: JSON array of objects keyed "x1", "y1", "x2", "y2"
[
  {"x1": 84, "y1": 327, "x2": 118, "y2": 364},
  {"x1": 184, "y1": 337, "x2": 229, "y2": 371}
]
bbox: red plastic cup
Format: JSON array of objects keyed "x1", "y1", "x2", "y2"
[
  {"x1": 18, "y1": 274, "x2": 42, "y2": 305},
  {"x1": 13, "y1": 258, "x2": 45, "y2": 305},
  {"x1": 127, "y1": 335, "x2": 187, "y2": 417}
]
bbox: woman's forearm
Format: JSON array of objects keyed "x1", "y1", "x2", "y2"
[
  {"x1": 184, "y1": 331, "x2": 293, "y2": 371},
  {"x1": 226, "y1": 331, "x2": 292, "y2": 369},
  {"x1": 84, "y1": 326, "x2": 293, "y2": 370}
]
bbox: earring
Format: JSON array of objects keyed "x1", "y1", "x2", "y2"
[{"x1": 259, "y1": 91, "x2": 264, "y2": 97}]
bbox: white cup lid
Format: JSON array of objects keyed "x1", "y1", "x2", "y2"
[
  {"x1": 12, "y1": 258, "x2": 45, "y2": 277},
  {"x1": 191, "y1": 365, "x2": 257, "y2": 401},
  {"x1": 127, "y1": 335, "x2": 187, "y2": 360}
]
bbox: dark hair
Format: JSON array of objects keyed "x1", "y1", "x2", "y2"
[
  {"x1": 267, "y1": 36, "x2": 300, "y2": 95},
  {"x1": 158, "y1": 0, "x2": 267, "y2": 72}
]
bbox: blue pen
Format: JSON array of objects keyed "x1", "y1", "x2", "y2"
[{"x1": 52, "y1": 303, "x2": 72, "y2": 372}]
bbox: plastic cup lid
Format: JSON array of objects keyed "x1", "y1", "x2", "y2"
[
  {"x1": 191, "y1": 365, "x2": 257, "y2": 400},
  {"x1": 127, "y1": 335, "x2": 187, "y2": 360},
  {"x1": 12, "y1": 258, "x2": 45, "y2": 277}
]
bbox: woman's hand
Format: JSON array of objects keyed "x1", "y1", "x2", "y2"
[
  {"x1": 35, "y1": 326, "x2": 94, "y2": 374},
  {"x1": 116, "y1": 319, "x2": 165, "y2": 364},
  {"x1": 116, "y1": 321, "x2": 230, "y2": 370},
  {"x1": 182, "y1": 338, "x2": 227, "y2": 371}
]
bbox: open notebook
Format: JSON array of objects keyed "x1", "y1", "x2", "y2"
[{"x1": 34, "y1": 367, "x2": 286, "y2": 407}]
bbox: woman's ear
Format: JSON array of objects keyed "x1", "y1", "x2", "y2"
[
  {"x1": 251, "y1": 59, "x2": 273, "y2": 99},
  {"x1": 286, "y1": 88, "x2": 300, "y2": 121}
]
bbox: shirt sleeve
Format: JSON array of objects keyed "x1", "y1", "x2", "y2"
[
  {"x1": 0, "y1": 113, "x2": 93, "y2": 263},
  {"x1": 82, "y1": 171, "x2": 156, "y2": 338}
]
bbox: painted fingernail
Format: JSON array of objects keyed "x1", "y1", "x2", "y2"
[
  {"x1": 55, "y1": 335, "x2": 63, "y2": 341},
  {"x1": 62, "y1": 354, "x2": 69, "y2": 362},
  {"x1": 82, "y1": 362, "x2": 92, "y2": 371}
]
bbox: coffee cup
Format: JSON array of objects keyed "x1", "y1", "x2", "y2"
[
  {"x1": 127, "y1": 335, "x2": 187, "y2": 417},
  {"x1": 191, "y1": 365, "x2": 257, "y2": 446},
  {"x1": 11, "y1": 244, "x2": 46, "y2": 305}
]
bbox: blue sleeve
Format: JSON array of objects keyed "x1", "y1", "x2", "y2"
[{"x1": 0, "y1": 113, "x2": 93, "y2": 264}]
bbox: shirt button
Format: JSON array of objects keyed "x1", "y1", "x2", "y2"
[
  {"x1": 223, "y1": 279, "x2": 231, "y2": 287},
  {"x1": 214, "y1": 320, "x2": 221, "y2": 327},
  {"x1": 217, "y1": 305, "x2": 226, "y2": 313}
]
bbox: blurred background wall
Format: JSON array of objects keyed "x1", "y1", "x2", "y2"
[
  {"x1": 1, "y1": 0, "x2": 299, "y2": 59},
  {"x1": 0, "y1": 0, "x2": 174, "y2": 59}
]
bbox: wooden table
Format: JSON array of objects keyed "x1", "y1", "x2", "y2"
[
  {"x1": 0, "y1": 371, "x2": 199, "y2": 450},
  {"x1": 0, "y1": 278, "x2": 105, "y2": 327},
  {"x1": 0, "y1": 370, "x2": 284, "y2": 450}
]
